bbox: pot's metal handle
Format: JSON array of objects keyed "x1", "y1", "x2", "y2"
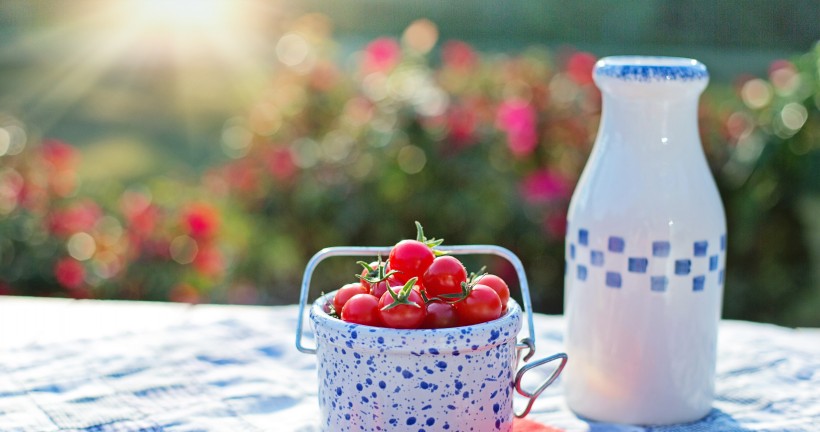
[
  {"x1": 513, "y1": 353, "x2": 568, "y2": 418},
  {"x1": 295, "y1": 245, "x2": 538, "y2": 359}
]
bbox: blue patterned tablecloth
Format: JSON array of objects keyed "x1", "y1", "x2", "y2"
[{"x1": 0, "y1": 297, "x2": 817, "y2": 431}]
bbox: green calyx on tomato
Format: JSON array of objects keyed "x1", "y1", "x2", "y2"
[
  {"x1": 414, "y1": 221, "x2": 448, "y2": 256},
  {"x1": 357, "y1": 255, "x2": 399, "y2": 285},
  {"x1": 380, "y1": 277, "x2": 422, "y2": 311},
  {"x1": 428, "y1": 269, "x2": 489, "y2": 303}
]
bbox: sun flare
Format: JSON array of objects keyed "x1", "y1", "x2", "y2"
[
  {"x1": 127, "y1": 0, "x2": 236, "y2": 31},
  {"x1": 10, "y1": 0, "x2": 271, "y2": 132}
]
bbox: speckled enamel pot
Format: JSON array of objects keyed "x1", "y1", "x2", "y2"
[{"x1": 310, "y1": 291, "x2": 523, "y2": 432}]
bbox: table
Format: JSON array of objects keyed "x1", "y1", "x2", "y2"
[{"x1": 0, "y1": 296, "x2": 818, "y2": 431}]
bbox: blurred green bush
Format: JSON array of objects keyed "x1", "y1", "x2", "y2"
[{"x1": 0, "y1": 18, "x2": 817, "y2": 326}]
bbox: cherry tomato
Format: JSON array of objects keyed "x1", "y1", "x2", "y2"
[
  {"x1": 359, "y1": 261, "x2": 383, "y2": 292},
  {"x1": 370, "y1": 275, "x2": 405, "y2": 299},
  {"x1": 388, "y1": 240, "x2": 434, "y2": 282},
  {"x1": 475, "y1": 274, "x2": 510, "y2": 312},
  {"x1": 454, "y1": 284, "x2": 502, "y2": 326},
  {"x1": 341, "y1": 294, "x2": 382, "y2": 327},
  {"x1": 422, "y1": 300, "x2": 458, "y2": 329},
  {"x1": 378, "y1": 287, "x2": 426, "y2": 329},
  {"x1": 332, "y1": 282, "x2": 368, "y2": 313},
  {"x1": 422, "y1": 255, "x2": 467, "y2": 300}
]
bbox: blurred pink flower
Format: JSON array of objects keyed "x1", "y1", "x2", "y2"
[
  {"x1": 768, "y1": 59, "x2": 795, "y2": 76},
  {"x1": 48, "y1": 200, "x2": 102, "y2": 237},
  {"x1": 182, "y1": 203, "x2": 220, "y2": 240},
  {"x1": 40, "y1": 139, "x2": 78, "y2": 170},
  {"x1": 497, "y1": 99, "x2": 538, "y2": 157},
  {"x1": 447, "y1": 104, "x2": 477, "y2": 147},
  {"x1": 54, "y1": 257, "x2": 85, "y2": 290},
  {"x1": 520, "y1": 169, "x2": 572, "y2": 204},
  {"x1": 363, "y1": 38, "x2": 401, "y2": 72},
  {"x1": 193, "y1": 244, "x2": 225, "y2": 278},
  {"x1": 566, "y1": 52, "x2": 597, "y2": 85},
  {"x1": 223, "y1": 160, "x2": 261, "y2": 194},
  {"x1": 40, "y1": 140, "x2": 79, "y2": 197},
  {"x1": 442, "y1": 40, "x2": 477, "y2": 71},
  {"x1": 266, "y1": 147, "x2": 297, "y2": 182},
  {"x1": 544, "y1": 211, "x2": 568, "y2": 239}
]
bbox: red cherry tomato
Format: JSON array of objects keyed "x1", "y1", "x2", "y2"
[
  {"x1": 422, "y1": 301, "x2": 458, "y2": 329},
  {"x1": 378, "y1": 287, "x2": 426, "y2": 329},
  {"x1": 370, "y1": 275, "x2": 404, "y2": 299},
  {"x1": 341, "y1": 294, "x2": 382, "y2": 327},
  {"x1": 422, "y1": 255, "x2": 467, "y2": 300},
  {"x1": 358, "y1": 261, "x2": 381, "y2": 291},
  {"x1": 475, "y1": 274, "x2": 510, "y2": 312},
  {"x1": 388, "y1": 240, "x2": 434, "y2": 282},
  {"x1": 454, "y1": 284, "x2": 502, "y2": 326},
  {"x1": 333, "y1": 283, "x2": 368, "y2": 313}
]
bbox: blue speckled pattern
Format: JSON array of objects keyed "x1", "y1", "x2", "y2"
[
  {"x1": 595, "y1": 57, "x2": 708, "y2": 82},
  {"x1": 310, "y1": 292, "x2": 523, "y2": 432}
]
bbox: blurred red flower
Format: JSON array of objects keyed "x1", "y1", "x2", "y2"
[
  {"x1": 442, "y1": 40, "x2": 477, "y2": 71},
  {"x1": 266, "y1": 147, "x2": 297, "y2": 182},
  {"x1": 181, "y1": 203, "x2": 220, "y2": 240},
  {"x1": 123, "y1": 200, "x2": 159, "y2": 238},
  {"x1": 520, "y1": 169, "x2": 572, "y2": 204},
  {"x1": 363, "y1": 38, "x2": 401, "y2": 73},
  {"x1": 192, "y1": 244, "x2": 225, "y2": 278},
  {"x1": 447, "y1": 104, "x2": 478, "y2": 148},
  {"x1": 169, "y1": 283, "x2": 200, "y2": 304},
  {"x1": 54, "y1": 257, "x2": 85, "y2": 289},
  {"x1": 497, "y1": 99, "x2": 538, "y2": 157},
  {"x1": 48, "y1": 200, "x2": 102, "y2": 237},
  {"x1": 40, "y1": 140, "x2": 78, "y2": 171},
  {"x1": 566, "y1": 52, "x2": 597, "y2": 85},
  {"x1": 223, "y1": 160, "x2": 262, "y2": 194},
  {"x1": 544, "y1": 211, "x2": 568, "y2": 239}
]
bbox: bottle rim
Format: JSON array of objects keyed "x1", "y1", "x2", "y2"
[{"x1": 594, "y1": 56, "x2": 708, "y2": 82}]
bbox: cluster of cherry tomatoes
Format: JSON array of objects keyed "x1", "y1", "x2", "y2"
[{"x1": 329, "y1": 223, "x2": 511, "y2": 329}]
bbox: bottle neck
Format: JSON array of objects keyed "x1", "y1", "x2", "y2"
[{"x1": 597, "y1": 93, "x2": 701, "y2": 153}]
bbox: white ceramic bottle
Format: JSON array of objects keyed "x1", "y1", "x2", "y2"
[{"x1": 563, "y1": 56, "x2": 726, "y2": 425}]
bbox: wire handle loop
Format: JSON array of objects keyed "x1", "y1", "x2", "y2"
[{"x1": 513, "y1": 353, "x2": 568, "y2": 418}]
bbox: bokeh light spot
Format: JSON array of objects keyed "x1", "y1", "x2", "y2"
[
  {"x1": 780, "y1": 102, "x2": 808, "y2": 132},
  {"x1": 248, "y1": 103, "x2": 282, "y2": 136},
  {"x1": 397, "y1": 145, "x2": 426, "y2": 174},
  {"x1": 414, "y1": 87, "x2": 449, "y2": 117},
  {"x1": 549, "y1": 73, "x2": 579, "y2": 107},
  {"x1": 402, "y1": 19, "x2": 438, "y2": 54},
  {"x1": 362, "y1": 72, "x2": 389, "y2": 102},
  {"x1": 92, "y1": 251, "x2": 121, "y2": 279},
  {"x1": 170, "y1": 235, "x2": 199, "y2": 264},
  {"x1": 221, "y1": 118, "x2": 253, "y2": 159},
  {"x1": 276, "y1": 33, "x2": 312, "y2": 70},
  {"x1": 0, "y1": 128, "x2": 10, "y2": 157},
  {"x1": 726, "y1": 111, "x2": 754, "y2": 140},
  {"x1": 291, "y1": 138, "x2": 321, "y2": 168},
  {"x1": 740, "y1": 79, "x2": 773, "y2": 109},
  {"x1": 321, "y1": 130, "x2": 354, "y2": 162},
  {"x1": 735, "y1": 134, "x2": 765, "y2": 164},
  {"x1": 67, "y1": 232, "x2": 97, "y2": 261}
]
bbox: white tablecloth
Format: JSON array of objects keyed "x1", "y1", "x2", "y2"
[{"x1": 0, "y1": 296, "x2": 818, "y2": 431}]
